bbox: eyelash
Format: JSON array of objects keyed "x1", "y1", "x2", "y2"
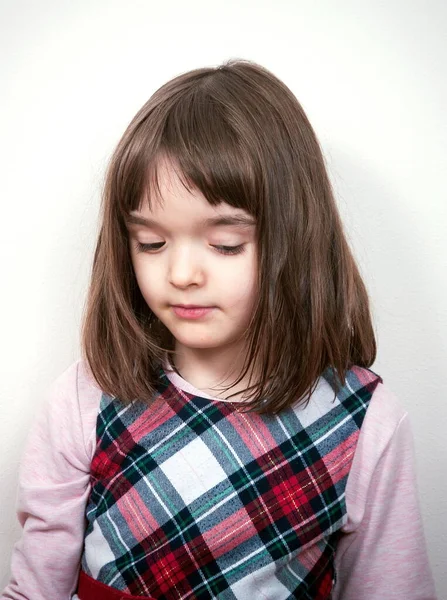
[
  {"x1": 135, "y1": 242, "x2": 245, "y2": 256},
  {"x1": 215, "y1": 244, "x2": 245, "y2": 256},
  {"x1": 136, "y1": 242, "x2": 165, "y2": 253}
]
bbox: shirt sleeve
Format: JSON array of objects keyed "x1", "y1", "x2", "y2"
[
  {"x1": 333, "y1": 384, "x2": 437, "y2": 600},
  {"x1": 1, "y1": 361, "x2": 101, "y2": 600}
]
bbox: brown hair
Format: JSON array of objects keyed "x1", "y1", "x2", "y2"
[{"x1": 81, "y1": 58, "x2": 376, "y2": 413}]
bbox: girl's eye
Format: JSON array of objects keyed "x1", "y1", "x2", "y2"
[
  {"x1": 135, "y1": 242, "x2": 245, "y2": 255},
  {"x1": 136, "y1": 241, "x2": 165, "y2": 253},
  {"x1": 212, "y1": 244, "x2": 245, "y2": 256}
]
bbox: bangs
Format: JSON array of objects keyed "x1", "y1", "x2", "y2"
[{"x1": 116, "y1": 81, "x2": 262, "y2": 221}]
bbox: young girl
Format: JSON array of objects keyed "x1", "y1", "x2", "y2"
[{"x1": 2, "y1": 60, "x2": 437, "y2": 600}]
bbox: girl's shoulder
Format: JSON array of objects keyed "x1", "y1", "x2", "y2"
[
  {"x1": 316, "y1": 365, "x2": 409, "y2": 461},
  {"x1": 348, "y1": 375, "x2": 412, "y2": 482},
  {"x1": 362, "y1": 378, "x2": 408, "y2": 445},
  {"x1": 42, "y1": 359, "x2": 103, "y2": 460},
  {"x1": 343, "y1": 365, "x2": 409, "y2": 455},
  {"x1": 50, "y1": 358, "x2": 103, "y2": 405},
  {"x1": 340, "y1": 364, "x2": 408, "y2": 437}
]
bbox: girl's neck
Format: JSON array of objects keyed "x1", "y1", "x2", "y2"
[{"x1": 172, "y1": 344, "x2": 257, "y2": 401}]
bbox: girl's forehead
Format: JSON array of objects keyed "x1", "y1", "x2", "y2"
[
  {"x1": 130, "y1": 196, "x2": 255, "y2": 232},
  {"x1": 136, "y1": 158, "x2": 255, "y2": 227}
]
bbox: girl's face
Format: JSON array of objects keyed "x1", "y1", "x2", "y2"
[{"x1": 127, "y1": 159, "x2": 258, "y2": 358}]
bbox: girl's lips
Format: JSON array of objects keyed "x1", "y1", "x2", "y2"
[{"x1": 171, "y1": 305, "x2": 214, "y2": 319}]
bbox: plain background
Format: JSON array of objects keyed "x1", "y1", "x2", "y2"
[{"x1": 1, "y1": 0, "x2": 446, "y2": 596}]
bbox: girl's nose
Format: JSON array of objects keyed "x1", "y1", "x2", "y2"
[{"x1": 168, "y1": 247, "x2": 205, "y2": 289}]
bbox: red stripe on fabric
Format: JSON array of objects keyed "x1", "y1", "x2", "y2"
[
  {"x1": 326, "y1": 431, "x2": 358, "y2": 476},
  {"x1": 201, "y1": 506, "x2": 259, "y2": 558},
  {"x1": 117, "y1": 484, "x2": 160, "y2": 543},
  {"x1": 351, "y1": 365, "x2": 382, "y2": 388},
  {"x1": 149, "y1": 548, "x2": 195, "y2": 597},
  {"x1": 314, "y1": 571, "x2": 333, "y2": 599},
  {"x1": 91, "y1": 447, "x2": 121, "y2": 481},
  {"x1": 227, "y1": 410, "x2": 280, "y2": 459},
  {"x1": 127, "y1": 395, "x2": 177, "y2": 441},
  {"x1": 77, "y1": 571, "x2": 155, "y2": 600}
]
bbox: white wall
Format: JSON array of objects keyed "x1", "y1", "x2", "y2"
[{"x1": 1, "y1": 0, "x2": 446, "y2": 595}]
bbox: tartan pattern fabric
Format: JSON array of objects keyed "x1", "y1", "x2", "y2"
[{"x1": 80, "y1": 366, "x2": 382, "y2": 599}]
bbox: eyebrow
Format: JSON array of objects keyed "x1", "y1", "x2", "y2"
[{"x1": 125, "y1": 213, "x2": 256, "y2": 229}]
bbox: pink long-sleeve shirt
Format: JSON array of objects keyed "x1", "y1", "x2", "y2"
[{"x1": 1, "y1": 360, "x2": 437, "y2": 599}]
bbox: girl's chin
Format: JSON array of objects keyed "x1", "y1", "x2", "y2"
[
  {"x1": 174, "y1": 339, "x2": 226, "y2": 351},
  {"x1": 171, "y1": 330, "x2": 237, "y2": 352}
]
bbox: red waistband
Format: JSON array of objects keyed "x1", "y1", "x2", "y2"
[{"x1": 77, "y1": 571, "x2": 155, "y2": 600}]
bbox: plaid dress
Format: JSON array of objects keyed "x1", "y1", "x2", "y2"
[{"x1": 79, "y1": 366, "x2": 381, "y2": 599}]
